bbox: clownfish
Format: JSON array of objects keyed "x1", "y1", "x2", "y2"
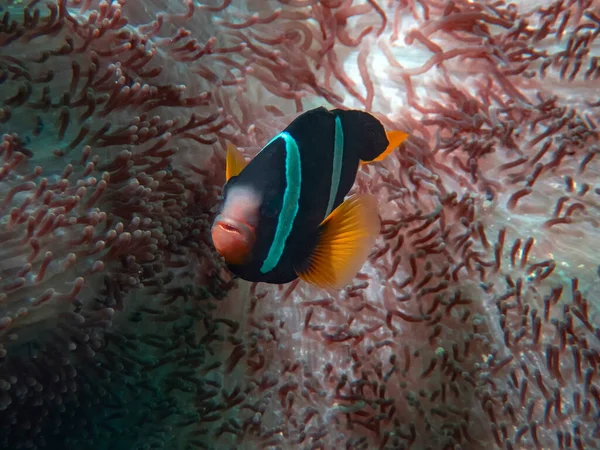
[{"x1": 211, "y1": 107, "x2": 408, "y2": 290}]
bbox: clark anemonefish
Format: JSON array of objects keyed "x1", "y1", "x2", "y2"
[{"x1": 211, "y1": 106, "x2": 408, "y2": 290}]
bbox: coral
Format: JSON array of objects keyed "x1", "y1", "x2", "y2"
[{"x1": 0, "y1": 0, "x2": 599, "y2": 449}]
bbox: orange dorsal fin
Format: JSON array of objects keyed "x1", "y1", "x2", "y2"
[
  {"x1": 296, "y1": 194, "x2": 380, "y2": 289},
  {"x1": 226, "y1": 142, "x2": 248, "y2": 181},
  {"x1": 360, "y1": 130, "x2": 409, "y2": 165}
]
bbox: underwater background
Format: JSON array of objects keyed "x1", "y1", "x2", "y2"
[{"x1": 0, "y1": 0, "x2": 599, "y2": 449}]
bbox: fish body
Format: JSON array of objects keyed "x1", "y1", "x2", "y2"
[{"x1": 211, "y1": 107, "x2": 408, "y2": 289}]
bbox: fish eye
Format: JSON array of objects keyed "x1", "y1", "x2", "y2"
[
  {"x1": 262, "y1": 202, "x2": 280, "y2": 218},
  {"x1": 261, "y1": 191, "x2": 281, "y2": 218}
]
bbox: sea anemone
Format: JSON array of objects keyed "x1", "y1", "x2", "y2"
[
  {"x1": 0, "y1": 0, "x2": 236, "y2": 447},
  {"x1": 1, "y1": 0, "x2": 599, "y2": 449}
]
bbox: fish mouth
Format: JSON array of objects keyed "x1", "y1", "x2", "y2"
[
  {"x1": 211, "y1": 215, "x2": 256, "y2": 265},
  {"x1": 215, "y1": 219, "x2": 239, "y2": 234}
]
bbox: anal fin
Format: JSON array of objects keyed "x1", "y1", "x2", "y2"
[
  {"x1": 226, "y1": 142, "x2": 248, "y2": 181},
  {"x1": 296, "y1": 194, "x2": 380, "y2": 289},
  {"x1": 360, "y1": 130, "x2": 409, "y2": 165}
]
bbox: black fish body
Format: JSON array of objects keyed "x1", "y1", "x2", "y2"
[{"x1": 211, "y1": 106, "x2": 408, "y2": 289}]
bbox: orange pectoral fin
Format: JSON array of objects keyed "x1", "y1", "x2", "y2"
[
  {"x1": 360, "y1": 130, "x2": 409, "y2": 166},
  {"x1": 296, "y1": 194, "x2": 381, "y2": 290},
  {"x1": 226, "y1": 142, "x2": 249, "y2": 181}
]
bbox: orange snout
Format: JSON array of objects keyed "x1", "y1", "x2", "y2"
[{"x1": 211, "y1": 215, "x2": 256, "y2": 265}]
